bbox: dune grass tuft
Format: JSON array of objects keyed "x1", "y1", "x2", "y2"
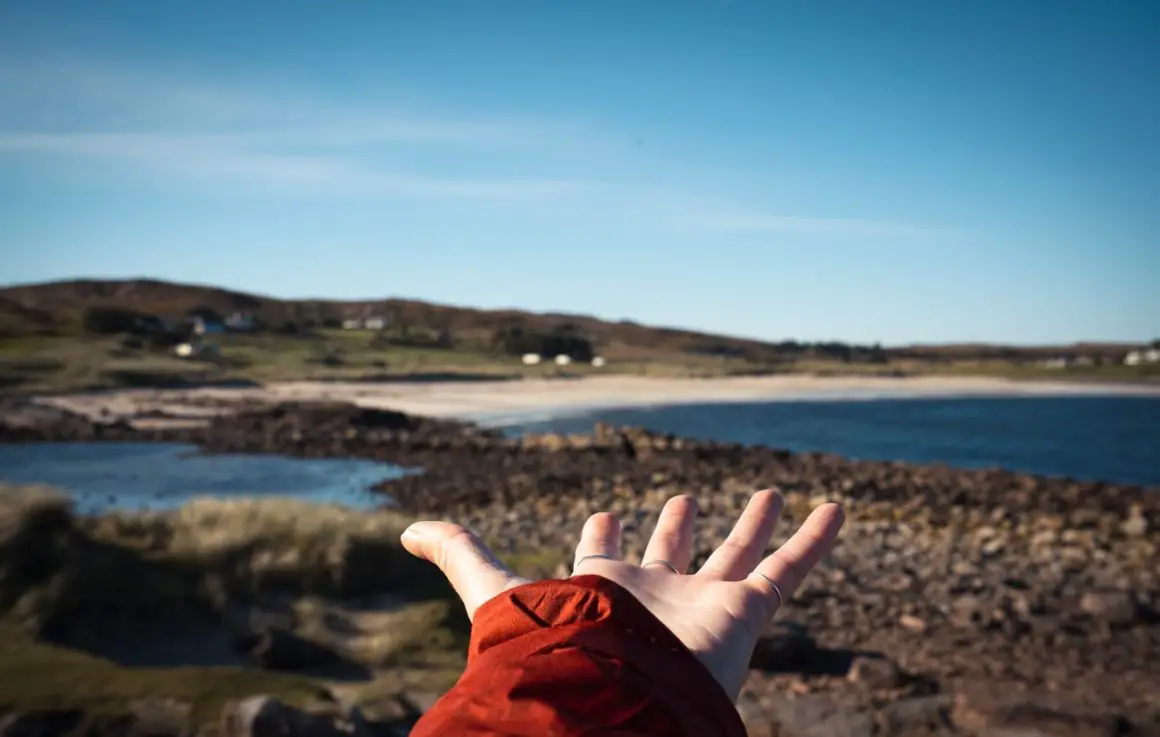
[{"x1": 0, "y1": 486, "x2": 470, "y2": 723}]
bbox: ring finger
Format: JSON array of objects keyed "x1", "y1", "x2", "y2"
[
  {"x1": 747, "y1": 503, "x2": 845, "y2": 614},
  {"x1": 640, "y1": 495, "x2": 699, "y2": 573}
]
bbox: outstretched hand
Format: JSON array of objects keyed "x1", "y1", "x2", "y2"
[{"x1": 400, "y1": 489, "x2": 845, "y2": 700}]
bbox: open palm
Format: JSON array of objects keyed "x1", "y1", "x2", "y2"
[{"x1": 401, "y1": 489, "x2": 845, "y2": 700}]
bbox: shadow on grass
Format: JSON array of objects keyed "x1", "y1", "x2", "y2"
[
  {"x1": 100, "y1": 370, "x2": 261, "y2": 389},
  {"x1": 311, "y1": 371, "x2": 524, "y2": 384}
]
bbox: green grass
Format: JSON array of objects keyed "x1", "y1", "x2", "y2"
[
  {"x1": 496, "y1": 549, "x2": 569, "y2": 579},
  {"x1": 0, "y1": 624, "x2": 323, "y2": 723},
  {"x1": 0, "y1": 335, "x2": 83, "y2": 357},
  {"x1": 787, "y1": 356, "x2": 1160, "y2": 383},
  {"x1": 0, "y1": 331, "x2": 790, "y2": 392},
  {"x1": 4, "y1": 332, "x2": 1155, "y2": 393},
  {"x1": 908, "y1": 359, "x2": 1160, "y2": 383}
]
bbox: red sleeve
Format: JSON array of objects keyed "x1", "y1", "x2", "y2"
[{"x1": 410, "y1": 574, "x2": 747, "y2": 737}]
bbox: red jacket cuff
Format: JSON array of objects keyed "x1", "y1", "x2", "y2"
[{"x1": 413, "y1": 575, "x2": 747, "y2": 737}]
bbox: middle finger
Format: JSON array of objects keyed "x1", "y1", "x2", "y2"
[{"x1": 573, "y1": 512, "x2": 622, "y2": 573}]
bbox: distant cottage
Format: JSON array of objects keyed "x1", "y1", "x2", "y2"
[
  {"x1": 224, "y1": 311, "x2": 256, "y2": 331},
  {"x1": 185, "y1": 307, "x2": 225, "y2": 336},
  {"x1": 342, "y1": 316, "x2": 388, "y2": 330},
  {"x1": 1125, "y1": 348, "x2": 1160, "y2": 366}
]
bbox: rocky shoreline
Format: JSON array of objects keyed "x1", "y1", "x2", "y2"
[{"x1": 2, "y1": 398, "x2": 1159, "y2": 736}]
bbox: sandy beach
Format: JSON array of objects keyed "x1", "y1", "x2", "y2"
[{"x1": 31, "y1": 373, "x2": 1160, "y2": 430}]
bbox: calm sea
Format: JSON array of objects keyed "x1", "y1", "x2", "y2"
[
  {"x1": 0, "y1": 442, "x2": 406, "y2": 513},
  {"x1": 508, "y1": 395, "x2": 1160, "y2": 487},
  {"x1": 2, "y1": 396, "x2": 1157, "y2": 513}
]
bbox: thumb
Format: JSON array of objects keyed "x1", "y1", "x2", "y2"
[{"x1": 401, "y1": 521, "x2": 528, "y2": 620}]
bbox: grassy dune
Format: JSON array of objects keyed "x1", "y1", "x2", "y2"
[{"x1": 0, "y1": 487, "x2": 491, "y2": 724}]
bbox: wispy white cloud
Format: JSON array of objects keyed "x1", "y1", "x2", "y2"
[
  {"x1": 0, "y1": 59, "x2": 584, "y2": 147},
  {"x1": 681, "y1": 211, "x2": 957, "y2": 239},
  {"x1": 0, "y1": 58, "x2": 960, "y2": 231},
  {"x1": 0, "y1": 60, "x2": 598, "y2": 202},
  {"x1": 0, "y1": 132, "x2": 585, "y2": 201}
]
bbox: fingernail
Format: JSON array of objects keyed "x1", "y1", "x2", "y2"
[{"x1": 401, "y1": 524, "x2": 423, "y2": 541}]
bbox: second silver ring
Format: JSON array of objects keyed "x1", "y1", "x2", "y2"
[{"x1": 642, "y1": 559, "x2": 681, "y2": 574}]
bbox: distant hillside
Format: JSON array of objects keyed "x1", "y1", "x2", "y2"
[
  {"x1": 0, "y1": 278, "x2": 1143, "y2": 362},
  {"x1": 0, "y1": 278, "x2": 791, "y2": 359},
  {"x1": 890, "y1": 341, "x2": 1142, "y2": 362}
]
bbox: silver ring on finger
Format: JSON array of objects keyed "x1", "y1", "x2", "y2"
[
  {"x1": 642, "y1": 559, "x2": 680, "y2": 574},
  {"x1": 573, "y1": 553, "x2": 614, "y2": 572},
  {"x1": 748, "y1": 571, "x2": 785, "y2": 610}
]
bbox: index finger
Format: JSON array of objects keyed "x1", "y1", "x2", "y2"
[{"x1": 746, "y1": 503, "x2": 844, "y2": 610}]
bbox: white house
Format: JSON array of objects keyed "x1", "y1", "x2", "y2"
[
  {"x1": 224, "y1": 312, "x2": 256, "y2": 331},
  {"x1": 591, "y1": 356, "x2": 607, "y2": 368},
  {"x1": 1040, "y1": 357, "x2": 1069, "y2": 369},
  {"x1": 173, "y1": 342, "x2": 219, "y2": 360},
  {"x1": 1124, "y1": 348, "x2": 1160, "y2": 366},
  {"x1": 364, "y1": 317, "x2": 387, "y2": 331},
  {"x1": 521, "y1": 353, "x2": 542, "y2": 365},
  {"x1": 189, "y1": 316, "x2": 226, "y2": 336},
  {"x1": 342, "y1": 319, "x2": 363, "y2": 330},
  {"x1": 554, "y1": 354, "x2": 572, "y2": 366}
]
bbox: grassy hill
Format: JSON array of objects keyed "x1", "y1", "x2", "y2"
[
  {"x1": 0, "y1": 278, "x2": 1154, "y2": 392},
  {"x1": 0, "y1": 277, "x2": 791, "y2": 357}
]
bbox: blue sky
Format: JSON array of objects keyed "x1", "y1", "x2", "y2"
[{"x1": 1, "y1": 0, "x2": 1157, "y2": 345}]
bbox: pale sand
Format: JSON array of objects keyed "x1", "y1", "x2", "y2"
[{"x1": 35, "y1": 374, "x2": 1160, "y2": 430}]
